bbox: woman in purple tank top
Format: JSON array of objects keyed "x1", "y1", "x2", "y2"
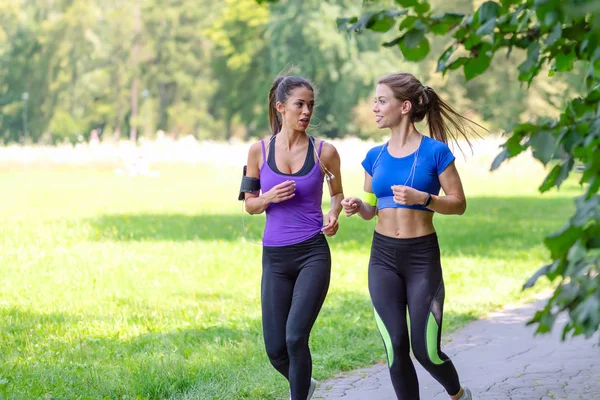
[{"x1": 241, "y1": 75, "x2": 344, "y2": 400}]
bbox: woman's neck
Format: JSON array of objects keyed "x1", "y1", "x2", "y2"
[
  {"x1": 388, "y1": 120, "x2": 420, "y2": 148},
  {"x1": 277, "y1": 127, "x2": 308, "y2": 151}
]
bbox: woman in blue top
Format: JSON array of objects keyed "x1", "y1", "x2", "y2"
[{"x1": 342, "y1": 73, "x2": 482, "y2": 400}]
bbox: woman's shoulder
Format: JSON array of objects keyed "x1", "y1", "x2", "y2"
[
  {"x1": 311, "y1": 137, "x2": 338, "y2": 158},
  {"x1": 247, "y1": 140, "x2": 263, "y2": 155},
  {"x1": 423, "y1": 135, "x2": 452, "y2": 154},
  {"x1": 365, "y1": 143, "x2": 386, "y2": 158}
]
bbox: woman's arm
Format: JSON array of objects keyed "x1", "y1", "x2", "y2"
[
  {"x1": 341, "y1": 171, "x2": 378, "y2": 220},
  {"x1": 427, "y1": 161, "x2": 466, "y2": 215},
  {"x1": 320, "y1": 142, "x2": 344, "y2": 236},
  {"x1": 390, "y1": 162, "x2": 466, "y2": 215}
]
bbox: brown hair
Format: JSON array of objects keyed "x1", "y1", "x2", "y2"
[
  {"x1": 378, "y1": 73, "x2": 485, "y2": 147},
  {"x1": 268, "y1": 75, "x2": 315, "y2": 135}
]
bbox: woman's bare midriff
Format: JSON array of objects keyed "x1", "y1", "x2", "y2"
[{"x1": 375, "y1": 208, "x2": 436, "y2": 239}]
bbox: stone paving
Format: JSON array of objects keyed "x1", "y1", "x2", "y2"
[{"x1": 313, "y1": 299, "x2": 600, "y2": 400}]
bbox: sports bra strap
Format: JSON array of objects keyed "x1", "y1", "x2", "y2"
[{"x1": 260, "y1": 140, "x2": 266, "y2": 162}]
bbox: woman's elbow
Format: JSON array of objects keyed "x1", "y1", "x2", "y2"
[{"x1": 457, "y1": 200, "x2": 467, "y2": 215}]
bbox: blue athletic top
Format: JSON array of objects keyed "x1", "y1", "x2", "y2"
[{"x1": 361, "y1": 135, "x2": 455, "y2": 212}]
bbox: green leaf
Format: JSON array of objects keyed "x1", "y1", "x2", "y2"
[
  {"x1": 523, "y1": 263, "x2": 553, "y2": 289},
  {"x1": 464, "y1": 52, "x2": 492, "y2": 80},
  {"x1": 476, "y1": 1, "x2": 501, "y2": 24},
  {"x1": 586, "y1": 85, "x2": 600, "y2": 102},
  {"x1": 528, "y1": 131, "x2": 558, "y2": 165},
  {"x1": 476, "y1": 18, "x2": 497, "y2": 35},
  {"x1": 463, "y1": 33, "x2": 483, "y2": 50},
  {"x1": 395, "y1": 0, "x2": 419, "y2": 6},
  {"x1": 540, "y1": 164, "x2": 561, "y2": 192},
  {"x1": 446, "y1": 57, "x2": 468, "y2": 71},
  {"x1": 539, "y1": 156, "x2": 574, "y2": 192},
  {"x1": 572, "y1": 296, "x2": 600, "y2": 338},
  {"x1": 554, "y1": 48, "x2": 576, "y2": 72},
  {"x1": 543, "y1": 10, "x2": 560, "y2": 28},
  {"x1": 545, "y1": 23, "x2": 562, "y2": 46},
  {"x1": 429, "y1": 13, "x2": 464, "y2": 35},
  {"x1": 588, "y1": 228, "x2": 600, "y2": 248},
  {"x1": 400, "y1": 16, "x2": 419, "y2": 31},
  {"x1": 403, "y1": 28, "x2": 425, "y2": 48},
  {"x1": 534, "y1": 309, "x2": 557, "y2": 334},
  {"x1": 491, "y1": 148, "x2": 509, "y2": 171},
  {"x1": 556, "y1": 157, "x2": 575, "y2": 188},
  {"x1": 347, "y1": 12, "x2": 376, "y2": 33},
  {"x1": 369, "y1": 16, "x2": 396, "y2": 33},
  {"x1": 400, "y1": 35, "x2": 430, "y2": 61},
  {"x1": 566, "y1": 240, "x2": 586, "y2": 264},
  {"x1": 571, "y1": 195, "x2": 600, "y2": 227},
  {"x1": 586, "y1": 176, "x2": 600, "y2": 199},
  {"x1": 414, "y1": 2, "x2": 431, "y2": 15},
  {"x1": 367, "y1": 10, "x2": 408, "y2": 33},
  {"x1": 336, "y1": 17, "x2": 358, "y2": 31},
  {"x1": 437, "y1": 45, "x2": 457, "y2": 72},
  {"x1": 545, "y1": 223, "x2": 583, "y2": 260},
  {"x1": 519, "y1": 42, "x2": 540, "y2": 77}
]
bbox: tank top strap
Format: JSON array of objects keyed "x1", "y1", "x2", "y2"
[
  {"x1": 260, "y1": 139, "x2": 266, "y2": 163},
  {"x1": 317, "y1": 138, "x2": 325, "y2": 156}
]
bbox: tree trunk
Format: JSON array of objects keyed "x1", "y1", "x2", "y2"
[{"x1": 129, "y1": 0, "x2": 141, "y2": 143}]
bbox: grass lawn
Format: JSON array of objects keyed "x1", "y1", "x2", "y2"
[{"x1": 0, "y1": 146, "x2": 579, "y2": 399}]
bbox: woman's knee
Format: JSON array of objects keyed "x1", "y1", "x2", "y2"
[
  {"x1": 265, "y1": 339, "x2": 287, "y2": 362},
  {"x1": 412, "y1": 340, "x2": 446, "y2": 369},
  {"x1": 286, "y1": 333, "x2": 309, "y2": 356}
]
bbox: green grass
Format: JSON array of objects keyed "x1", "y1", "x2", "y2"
[{"x1": 0, "y1": 157, "x2": 580, "y2": 399}]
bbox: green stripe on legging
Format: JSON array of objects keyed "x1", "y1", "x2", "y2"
[
  {"x1": 373, "y1": 308, "x2": 394, "y2": 367},
  {"x1": 426, "y1": 311, "x2": 444, "y2": 365}
]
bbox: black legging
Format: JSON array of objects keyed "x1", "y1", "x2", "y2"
[
  {"x1": 368, "y1": 231, "x2": 461, "y2": 399},
  {"x1": 261, "y1": 233, "x2": 331, "y2": 400}
]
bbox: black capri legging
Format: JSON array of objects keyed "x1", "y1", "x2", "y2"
[
  {"x1": 369, "y1": 231, "x2": 461, "y2": 400},
  {"x1": 261, "y1": 233, "x2": 331, "y2": 400}
]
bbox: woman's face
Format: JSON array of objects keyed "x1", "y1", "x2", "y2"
[
  {"x1": 372, "y1": 84, "x2": 409, "y2": 129},
  {"x1": 278, "y1": 86, "x2": 314, "y2": 131}
]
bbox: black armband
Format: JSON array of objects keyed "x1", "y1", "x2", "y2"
[{"x1": 238, "y1": 165, "x2": 261, "y2": 200}]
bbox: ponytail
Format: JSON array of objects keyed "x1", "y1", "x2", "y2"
[
  {"x1": 424, "y1": 86, "x2": 484, "y2": 148},
  {"x1": 378, "y1": 73, "x2": 486, "y2": 149},
  {"x1": 268, "y1": 76, "x2": 286, "y2": 135}
]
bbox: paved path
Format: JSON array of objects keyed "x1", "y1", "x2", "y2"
[{"x1": 313, "y1": 299, "x2": 600, "y2": 400}]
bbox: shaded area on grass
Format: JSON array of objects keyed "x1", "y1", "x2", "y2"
[{"x1": 87, "y1": 196, "x2": 574, "y2": 258}]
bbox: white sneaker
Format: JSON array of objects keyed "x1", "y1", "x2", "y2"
[
  {"x1": 460, "y1": 387, "x2": 472, "y2": 400},
  {"x1": 307, "y1": 378, "x2": 317, "y2": 399},
  {"x1": 289, "y1": 378, "x2": 317, "y2": 400}
]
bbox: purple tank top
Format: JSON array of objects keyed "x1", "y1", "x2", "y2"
[{"x1": 260, "y1": 138, "x2": 325, "y2": 246}]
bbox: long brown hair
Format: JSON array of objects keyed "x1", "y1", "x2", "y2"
[
  {"x1": 268, "y1": 75, "x2": 315, "y2": 135},
  {"x1": 378, "y1": 73, "x2": 485, "y2": 147}
]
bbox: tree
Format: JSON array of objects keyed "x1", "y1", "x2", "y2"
[{"x1": 331, "y1": 0, "x2": 599, "y2": 339}]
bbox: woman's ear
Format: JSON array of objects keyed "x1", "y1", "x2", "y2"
[
  {"x1": 401, "y1": 100, "x2": 412, "y2": 115},
  {"x1": 275, "y1": 101, "x2": 285, "y2": 115}
]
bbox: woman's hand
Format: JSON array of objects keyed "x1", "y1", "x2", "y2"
[
  {"x1": 263, "y1": 180, "x2": 296, "y2": 204},
  {"x1": 341, "y1": 197, "x2": 362, "y2": 217},
  {"x1": 322, "y1": 211, "x2": 339, "y2": 236},
  {"x1": 391, "y1": 185, "x2": 427, "y2": 206}
]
